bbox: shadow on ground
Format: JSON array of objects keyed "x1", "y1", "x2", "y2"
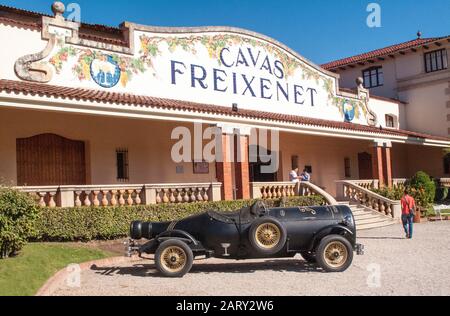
[{"x1": 90, "y1": 259, "x2": 324, "y2": 277}]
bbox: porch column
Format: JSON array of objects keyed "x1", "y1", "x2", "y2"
[
  {"x1": 215, "y1": 133, "x2": 234, "y2": 201},
  {"x1": 371, "y1": 145, "x2": 384, "y2": 187},
  {"x1": 235, "y1": 134, "x2": 250, "y2": 200},
  {"x1": 383, "y1": 145, "x2": 393, "y2": 188}
]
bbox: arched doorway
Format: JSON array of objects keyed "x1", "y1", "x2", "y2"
[
  {"x1": 358, "y1": 152, "x2": 373, "y2": 180},
  {"x1": 16, "y1": 133, "x2": 86, "y2": 186}
]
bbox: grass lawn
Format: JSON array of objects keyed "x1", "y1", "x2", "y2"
[{"x1": 0, "y1": 243, "x2": 114, "y2": 296}]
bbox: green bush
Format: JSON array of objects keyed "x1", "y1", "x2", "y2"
[
  {"x1": 33, "y1": 196, "x2": 325, "y2": 242},
  {"x1": 0, "y1": 187, "x2": 39, "y2": 258},
  {"x1": 373, "y1": 186, "x2": 404, "y2": 201},
  {"x1": 409, "y1": 171, "x2": 436, "y2": 208}
]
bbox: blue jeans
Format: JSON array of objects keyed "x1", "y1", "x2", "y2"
[{"x1": 402, "y1": 214, "x2": 414, "y2": 238}]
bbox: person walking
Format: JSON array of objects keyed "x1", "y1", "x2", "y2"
[{"x1": 401, "y1": 189, "x2": 416, "y2": 239}]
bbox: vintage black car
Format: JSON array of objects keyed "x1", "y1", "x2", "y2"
[{"x1": 127, "y1": 201, "x2": 364, "y2": 277}]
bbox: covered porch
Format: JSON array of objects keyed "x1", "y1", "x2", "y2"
[{"x1": 1, "y1": 106, "x2": 448, "y2": 209}]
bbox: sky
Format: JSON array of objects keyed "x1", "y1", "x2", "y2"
[{"x1": 1, "y1": 0, "x2": 449, "y2": 64}]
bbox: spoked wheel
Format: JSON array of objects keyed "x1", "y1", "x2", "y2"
[
  {"x1": 155, "y1": 239, "x2": 193, "y2": 277},
  {"x1": 249, "y1": 217, "x2": 287, "y2": 255},
  {"x1": 316, "y1": 235, "x2": 353, "y2": 272},
  {"x1": 255, "y1": 222, "x2": 281, "y2": 249}
]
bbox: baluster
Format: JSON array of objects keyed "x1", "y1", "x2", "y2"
[
  {"x1": 92, "y1": 191, "x2": 100, "y2": 207},
  {"x1": 379, "y1": 200, "x2": 385, "y2": 214},
  {"x1": 190, "y1": 189, "x2": 196, "y2": 202},
  {"x1": 84, "y1": 191, "x2": 92, "y2": 207},
  {"x1": 118, "y1": 190, "x2": 126, "y2": 206},
  {"x1": 176, "y1": 189, "x2": 183, "y2": 203},
  {"x1": 48, "y1": 191, "x2": 57, "y2": 208},
  {"x1": 37, "y1": 192, "x2": 46, "y2": 207},
  {"x1": 273, "y1": 186, "x2": 279, "y2": 198},
  {"x1": 385, "y1": 202, "x2": 391, "y2": 216},
  {"x1": 373, "y1": 200, "x2": 379, "y2": 213},
  {"x1": 74, "y1": 191, "x2": 82, "y2": 207},
  {"x1": 169, "y1": 189, "x2": 176, "y2": 203},
  {"x1": 261, "y1": 187, "x2": 267, "y2": 199},
  {"x1": 183, "y1": 189, "x2": 190, "y2": 203},
  {"x1": 110, "y1": 190, "x2": 117, "y2": 206},
  {"x1": 155, "y1": 189, "x2": 162, "y2": 204},
  {"x1": 267, "y1": 187, "x2": 273, "y2": 199},
  {"x1": 135, "y1": 189, "x2": 142, "y2": 205},
  {"x1": 101, "y1": 190, "x2": 109, "y2": 207},
  {"x1": 196, "y1": 187, "x2": 203, "y2": 201},
  {"x1": 202, "y1": 187, "x2": 209, "y2": 201},
  {"x1": 162, "y1": 189, "x2": 169, "y2": 204},
  {"x1": 126, "y1": 189, "x2": 134, "y2": 205}
]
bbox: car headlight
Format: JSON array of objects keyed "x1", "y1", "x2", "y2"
[{"x1": 342, "y1": 215, "x2": 354, "y2": 227}]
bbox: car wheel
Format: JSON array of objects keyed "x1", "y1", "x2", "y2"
[
  {"x1": 155, "y1": 239, "x2": 193, "y2": 277},
  {"x1": 316, "y1": 235, "x2": 353, "y2": 272},
  {"x1": 249, "y1": 217, "x2": 287, "y2": 255},
  {"x1": 300, "y1": 251, "x2": 316, "y2": 263}
]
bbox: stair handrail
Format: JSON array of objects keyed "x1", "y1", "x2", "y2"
[
  {"x1": 299, "y1": 181, "x2": 337, "y2": 205},
  {"x1": 336, "y1": 180, "x2": 401, "y2": 219}
]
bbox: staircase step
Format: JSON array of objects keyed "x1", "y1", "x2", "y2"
[
  {"x1": 356, "y1": 220, "x2": 397, "y2": 231},
  {"x1": 353, "y1": 213, "x2": 381, "y2": 220},
  {"x1": 355, "y1": 217, "x2": 392, "y2": 225}
]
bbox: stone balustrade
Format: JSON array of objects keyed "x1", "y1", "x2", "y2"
[
  {"x1": 347, "y1": 179, "x2": 379, "y2": 190},
  {"x1": 251, "y1": 181, "x2": 337, "y2": 205},
  {"x1": 145, "y1": 183, "x2": 221, "y2": 204},
  {"x1": 439, "y1": 178, "x2": 450, "y2": 188},
  {"x1": 251, "y1": 182, "x2": 299, "y2": 200},
  {"x1": 392, "y1": 178, "x2": 408, "y2": 188},
  {"x1": 16, "y1": 183, "x2": 222, "y2": 208},
  {"x1": 336, "y1": 180, "x2": 401, "y2": 218}
]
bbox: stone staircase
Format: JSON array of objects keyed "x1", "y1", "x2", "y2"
[{"x1": 339, "y1": 201, "x2": 398, "y2": 230}]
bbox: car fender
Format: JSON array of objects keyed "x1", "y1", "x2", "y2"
[
  {"x1": 307, "y1": 224, "x2": 355, "y2": 252},
  {"x1": 156, "y1": 229, "x2": 199, "y2": 246}
]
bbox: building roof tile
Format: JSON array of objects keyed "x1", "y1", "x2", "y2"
[
  {"x1": 1, "y1": 79, "x2": 448, "y2": 142},
  {"x1": 322, "y1": 36, "x2": 450, "y2": 70}
]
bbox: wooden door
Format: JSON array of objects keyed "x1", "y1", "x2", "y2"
[
  {"x1": 16, "y1": 133, "x2": 86, "y2": 186},
  {"x1": 358, "y1": 152, "x2": 373, "y2": 180}
]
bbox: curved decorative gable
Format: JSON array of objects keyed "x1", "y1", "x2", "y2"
[{"x1": 13, "y1": 5, "x2": 377, "y2": 126}]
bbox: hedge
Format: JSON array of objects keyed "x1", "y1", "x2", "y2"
[
  {"x1": 32, "y1": 196, "x2": 325, "y2": 242},
  {"x1": 0, "y1": 187, "x2": 39, "y2": 258}
]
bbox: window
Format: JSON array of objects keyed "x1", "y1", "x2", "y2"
[
  {"x1": 425, "y1": 49, "x2": 448, "y2": 73},
  {"x1": 362, "y1": 66, "x2": 384, "y2": 88},
  {"x1": 444, "y1": 153, "x2": 450, "y2": 174},
  {"x1": 385, "y1": 114, "x2": 395, "y2": 128},
  {"x1": 344, "y1": 157, "x2": 351, "y2": 178},
  {"x1": 116, "y1": 148, "x2": 129, "y2": 181},
  {"x1": 291, "y1": 155, "x2": 299, "y2": 170}
]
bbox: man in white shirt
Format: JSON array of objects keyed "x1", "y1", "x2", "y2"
[{"x1": 289, "y1": 168, "x2": 300, "y2": 183}]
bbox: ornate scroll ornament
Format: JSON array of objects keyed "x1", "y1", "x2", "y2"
[
  {"x1": 14, "y1": 36, "x2": 56, "y2": 83},
  {"x1": 13, "y1": 1, "x2": 66, "y2": 83}
]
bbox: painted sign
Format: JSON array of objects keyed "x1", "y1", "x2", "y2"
[{"x1": 44, "y1": 29, "x2": 369, "y2": 124}]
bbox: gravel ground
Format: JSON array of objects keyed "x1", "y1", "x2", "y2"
[{"x1": 51, "y1": 221, "x2": 450, "y2": 296}]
